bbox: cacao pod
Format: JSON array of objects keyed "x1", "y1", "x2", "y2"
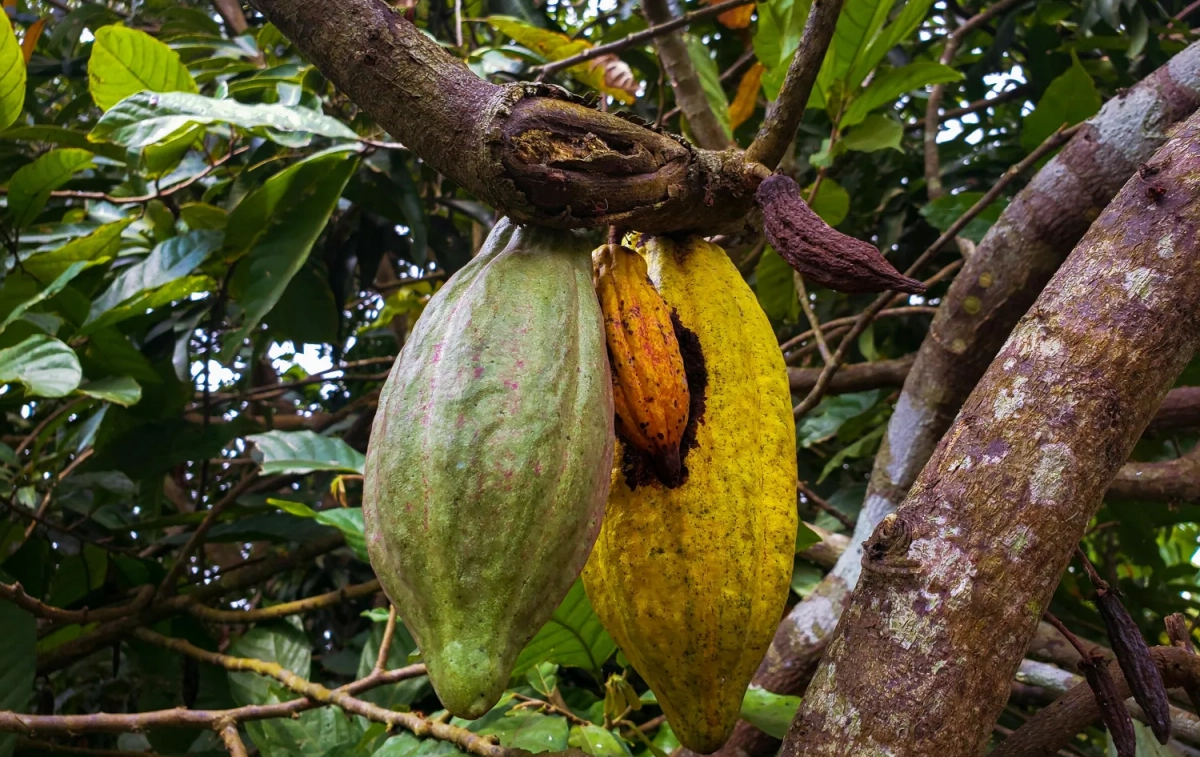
[
  {"x1": 593, "y1": 243, "x2": 690, "y2": 487},
  {"x1": 363, "y1": 218, "x2": 614, "y2": 719},
  {"x1": 583, "y1": 235, "x2": 797, "y2": 754}
]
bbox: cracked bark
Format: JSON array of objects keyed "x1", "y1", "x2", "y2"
[
  {"x1": 709, "y1": 39, "x2": 1200, "y2": 757},
  {"x1": 781, "y1": 108, "x2": 1200, "y2": 757},
  {"x1": 248, "y1": 0, "x2": 767, "y2": 234}
]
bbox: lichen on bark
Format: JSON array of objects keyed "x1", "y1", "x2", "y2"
[{"x1": 781, "y1": 109, "x2": 1200, "y2": 757}]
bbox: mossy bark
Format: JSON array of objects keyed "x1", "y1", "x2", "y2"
[{"x1": 781, "y1": 109, "x2": 1200, "y2": 757}]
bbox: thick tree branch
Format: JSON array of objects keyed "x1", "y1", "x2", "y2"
[
  {"x1": 788, "y1": 356, "x2": 914, "y2": 394},
  {"x1": 745, "y1": 0, "x2": 844, "y2": 169},
  {"x1": 248, "y1": 0, "x2": 765, "y2": 234},
  {"x1": 709, "y1": 42, "x2": 1200, "y2": 757},
  {"x1": 784, "y1": 108, "x2": 1200, "y2": 757},
  {"x1": 641, "y1": 0, "x2": 729, "y2": 150},
  {"x1": 996, "y1": 648, "x2": 1200, "y2": 756}
]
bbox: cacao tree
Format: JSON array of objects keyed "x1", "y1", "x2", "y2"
[{"x1": 1, "y1": 1, "x2": 1200, "y2": 757}]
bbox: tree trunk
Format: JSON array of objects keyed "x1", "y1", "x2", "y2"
[
  {"x1": 710, "y1": 40, "x2": 1200, "y2": 757},
  {"x1": 781, "y1": 109, "x2": 1200, "y2": 756}
]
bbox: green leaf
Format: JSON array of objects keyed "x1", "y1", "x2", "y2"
[
  {"x1": 740, "y1": 687, "x2": 801, "y2": 739},
  {"x1": 20, "y1": 217, "x2": 135, "y2": 283},
  {"x1": 818, "y1": 423, "x2": 886, "y2": 482},
  {"x1": 847, "y1": 0, "x2": 935, "y2": 90},
  {"x1": 513, "y1": 579, "x2": 617, "y2": 677},
  {"x1": 1021, "y1": 52, "x2": 1101, "y2": 151},
  {"x1": 797, "y1": 390, "x2": 883, "y2": 448},
  {"x1": 806, "y1": 178, "x2": 850, "y2": 227},
  {"x1": 87, "y1": 25, "x2": 198, "y2": 111},
  {"x1": 0, "y1": 13, "x2": 25, "y2": 131},
  {"x1": 754, "y1": 247, "x2": 800, "y2": 324},
  {"x1": 0, "y1": 597, "x2": 35, "y2": 757},
  {"x1": 795, "y1": 522, "x2": 822, "y2": 553},
  {"x1": 685, "y1": 35, "x2": 731, "y2": 138},
  {"x1": 839, "y1": 61, "x2": 963, "y2": 128},
  {"x1": 6, "y1": 149, "x2": 95, "y2": 228},
  {"x1": 919, "y1": 192, "x2": 1008, "y2": 244},
  {"x1": 479, "y1": 711, "x2": 568, "y2": 753},
  {"x1": 77, "y1": 376, "x2": 142, "y2": 407},
  {"x1": 826, "y1": 0, "x2": 892, "y2": 85},
  {"x1": 790, "y1": 558, "x2": 824, "y2": 596},
  {"x1": 269, "y1": 499, "x2": 368, "y2": 559},
  {"x1": 227, "y1": 621, "x2": 312, "y2": 706},
  {"x1": 0, "y1": 335, "x2": 83, "y2": 398},
  {"x1": 526, "y1": 662, "x2": 558, "y2": 698},
  {"x1": 223, "y1": 148, "x2": 360, "y2": 361},
  {"x1": 0, "y1": 261, "x2": 90, "y2": 335},
  {"x1": 356, "y1": 619, "x2": 429, "y2": 710},
  {"x1": 569, "y1": 725, "x2": 631, "y2": 757},
  {"x1": 88, "y1": 275, "x2": 214, "y2": 335},
  {"x1": 1106, "y1": 720, "x2": 1176, "y2": 757},
  {"x1": 486, "y1": 17, "x2": 635, "y2": 104},
  {"x1": 91, "y1": 91, "x2": 359, "y2": 149},
  {"x1": 86, "y1": 230, "x2": 222, "y2": 328},
  {"x1": 752, "y1": 0, "x2": 811, "y2": 72},
  {"x1": 248, "y1": 430, "x2": 366, "y2": 475},
  {"x1": 841, "y1": 114, "x2": 903, "y2": 153}
]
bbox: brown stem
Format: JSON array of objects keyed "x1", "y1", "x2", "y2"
[
  {"x1": 0, "y1": 582, "x2": 154, "y2": 625},
  {"x1": 745, "y1": 0, "x2": 844, "y2": 169},
  {"x1": 797, "y1": 480, "x2": 854, "y2": 531},
  {"x1": 793, "y1": 274, "x2": 832, "y2": 363},
  {"x1": 641, "y1": 0, "x2": 729, "y2": 150},
  {"x1": 158, "y1": 471, "x2": 264, "y2": 596},
  {"x1": 186, "y1": 579, "x2": 382, "y2": 623},
  {"x1": 535, "y1": 0, "x2": 753, "y2": 77},
  {"x1": 374, "y1": 605, "x2": 398, "y2": 673},
  {"x1": 211, "y1": 0, "x2": 250, "y2": 34},
  {"x1": 787, "y1": 355, "x2": 915, "y2": 394},
  {"x1": 216, "y1": 722, "x2": 249, "y2": 757}
]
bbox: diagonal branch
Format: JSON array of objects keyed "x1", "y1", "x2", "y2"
[
  {"x1": 744, "y1": 0, "x2": 844, "y2": 169},
  {"x1": 641, "y1": 0, "x2": 729, "y2": 150}
]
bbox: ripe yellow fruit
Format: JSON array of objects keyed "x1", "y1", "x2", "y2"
[
  {"x1": 593, "y1": 243, "x2": 690, "y2": 487},
  {"x1": 583, "y1": 235, "x2": 797, "y2": 754}
]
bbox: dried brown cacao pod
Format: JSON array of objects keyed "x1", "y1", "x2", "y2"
[
  {"x1": 593, "y1": 243, "x2": 690, "y2": 487},
  {"x1": 1094, "y1": 582, "x2": 1172, "y2": 744},
  {"x1": 1080, "y1": 654, "x2": 1136, "y2": 757},
  {"x1": 756, "y1": 174, "x2": 925, "y2": 294}
]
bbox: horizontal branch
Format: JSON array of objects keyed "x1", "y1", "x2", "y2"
[
  {"x1": 788, "y1": 355, "x2": 914, "y2": 394},
  {"x1": 185, "y1": 579, "x2": 382, "y2": 623}
]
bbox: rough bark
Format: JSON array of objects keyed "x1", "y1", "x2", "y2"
[
  {"x1": 247, "y1": 0, "x2": 767, "y2": 234},
  {"x1": 1109, "y1": 446, "x2": 1200, "y2": 502},
  {"x1": 781, "y1": 110, "x2": 1200, "y2": 757},
  {"x1": 707, "y1": 41, "x2": 1200, "y2": 757},
  {"x1": 1146, "y1": 386, "x2": 1200, "y2": 433},
  {"x1": 642, "y1": 0, "x2": 729, "y2": 150}
]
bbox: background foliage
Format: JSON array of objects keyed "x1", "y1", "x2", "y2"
[{"x1": 1, "y1": 0, "x2": 1199, "y2": 756}]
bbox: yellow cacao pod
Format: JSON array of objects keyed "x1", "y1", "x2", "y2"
[
  {"x1": 583, "y1": 235, "x2": 797, "y2": 754},
  {"x1": 593, "y1": 243, "x2": 690, "y2": 487}
]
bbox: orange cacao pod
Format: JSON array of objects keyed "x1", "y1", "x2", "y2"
[{"x1": 593, "y1": 243, "x2": 690, "y2": 487}]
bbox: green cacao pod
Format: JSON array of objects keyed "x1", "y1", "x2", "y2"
[{"x1": 363, "y1": 218, "x2": 614, "y2": 719}]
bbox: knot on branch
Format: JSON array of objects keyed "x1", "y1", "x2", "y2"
[{"x1": 484, "y1": 84, "x2": 763, "y2": 235}]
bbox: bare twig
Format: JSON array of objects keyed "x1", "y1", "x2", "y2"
[
  {"x1": 534, "y1": 0, "x2": 753, "y2": 76},
  {"x1": 216, "y1": 722, "x2": 249, "y2": 757},
  {"x1": 794, "y1": 274, "x2": 832, "y2": 364},
  {"x1": 374, "y1": 605, "x2": 398, "y2": 673},
  {"x1": 792, "y1": 124, "x2": 1080, "y2": 417},
  {"x1": 186, "y1": 579, "x2": 382, "y2": 623},
  {"x1": 797, "y1": 480, "x2": 854, "y2": 530},
  {"x1": 14, "y1": 397, "x2": 86, "y2": 457},
  {"x1": 780, "y1": 307, "x2": 938, "y2": 356},
  {"x1": 745, "y1": 0, "x2": 845, "y2": 169}
]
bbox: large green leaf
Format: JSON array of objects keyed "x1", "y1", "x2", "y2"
[
  {"x1": 513, "y1": 579, "x2": 616, "y2": 678},
  {"x1": 91, "y1": 91, "x2": 359, "y2": 149},
  {"x1": 0, "y1": 13, "x2": 25, "y2": 131},
  {"x1": 807, "y1": 177, "x2": 850, "y2": 227},
  {"x1": 826, "y1": 0, "x2": 892, "y2": 85},
  {"x1": 20, "y1": 217, "x2": 135, "y2": 283},
  {"x1": 248, "y1": 430, "x2": 366, "y2": 475},
  {"x1": 77, "y1": 376, "x2": 143, "y2": 407},
  {"x1": 0, "y1": 597, "x2": 35, "y2": 757},
  {"x1": 840, "y1": 61, "x2": 963, "y2": 127},
  {"x1": 752, "y1": 0, "x2": 811, "y2": 72},
  {"x1": 841, "y1": 114, "x2": 903, "y2": 153},
  {"x1": 0, "y1": 261, "x2": 89, "y2": 335},
  {"x1": 847, "y1": 0, "x2": 935, "y2": 89},
  {"x1": 87, "y1": 25, "x2": 198, "y2": 111},
  {"x1": 0, "y1": 335, "x2": 83, "y2": 398},
  {"x1": 487, "y1": 17, "x2": 635, "y2": 104},
  {"x1": 740, "y1": 686, "x2": 801, "y2": 739},
  {"x1": 86, "y1": 229, "x2": 222, "y2": 328},
  {"x1": 223, "y1": 148, "x2": 359, "y2": 360},
  {"x1": 1021, "y1": 52, "x2": 1100, "y2": 151},
  {"x1": 6, "y1": 148, "x2": 95, "y2": 228}
]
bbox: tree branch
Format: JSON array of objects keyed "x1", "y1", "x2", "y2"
[
  {"x1": 248, "y1": 0, "x2": 766, "y2": 234},
  {"x1": 185, "y1": 579, "x2": 382, "y2": 623},
  {"x1": 641, "y1": 0, "x2": 729, "y2": 150},
  {"x1": 744, "y1": 0, "x2": 844, "y2": 169}
]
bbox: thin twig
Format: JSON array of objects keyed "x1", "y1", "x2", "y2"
[
  {"x1": 794, "y1": 273, "x2": 832, "y2": 363},
  {"x1": 14, "y1": 397, "x2": 86, "y2": 457},
  {"x1": 744, "y1": 0, "x2": 845, "y2": 169},
  {"x1": 791, "y1": 123, "x2": 1080, "y2": 417},
  {"x1": 374, "y1": 605, "x2": 398, "y2": 673},
  {"x1": 1043, "y1": 612, "x2": 1098, "y2": 661},
  {"x1": 510, "y1": 694, "x2": 591, "y2": 726},
  {"x1": 186, "y1": 580, "x2": 382, "y2": 623},
  {"x1": 780, "y1": 307, "x2": 938, "y2": 356},
  {"x1": 130, "y1": 629, "x2": 516, "y2": 757},
  {"x1": 216, "y1": 722, "x2": 249, "y2": 757},
  {"x1": 533, "y1": 0, "x2": 753, "y2": 76},
  {"x1": 23, "y1": 448, "x2": 93, "y2": 539},
  {"x1": 797, "y1": 480, "x2": 854, "y2": 530}
]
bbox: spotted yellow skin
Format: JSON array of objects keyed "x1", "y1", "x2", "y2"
[{"x1": 583, "y1": 235, "x2": 797, "y2": 754}]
